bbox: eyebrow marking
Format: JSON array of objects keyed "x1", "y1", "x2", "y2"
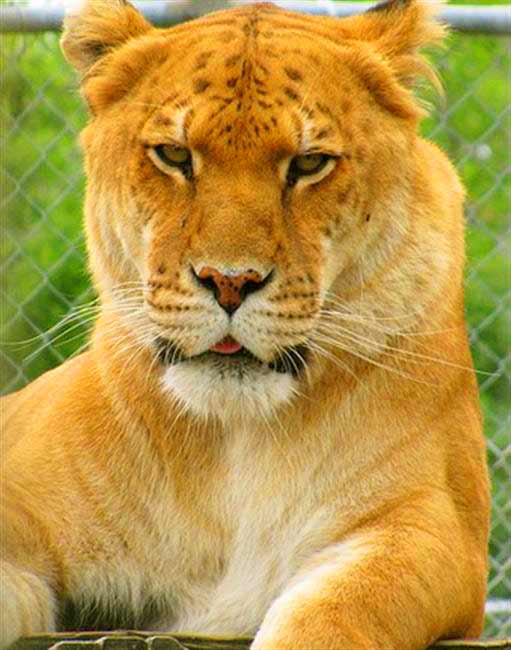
[
  {"x1": 300, "y1": 116, "x2": 315, "y2": 151},
  {"x1": 173, "y1": 108, "x2": 190, "y2": 143}
]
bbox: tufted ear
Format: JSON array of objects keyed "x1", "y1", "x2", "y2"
[
  {"x1": 61, "y1": 0, "x2": 152, "y2": 76},
  {"x1": 342, "y1": 0, "x2": 447, "y2": 90}
]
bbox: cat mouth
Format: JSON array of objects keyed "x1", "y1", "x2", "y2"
[
  {"x1": 155, "y1": 336, "x2": 309, "y2": 377},
  {"x1": 209, "y1": 336, "x2": 243, "y2": 355}
]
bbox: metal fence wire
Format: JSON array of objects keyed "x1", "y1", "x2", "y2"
[{"x1": 0, "y1": 1, "x2": 510, "y2": 639}]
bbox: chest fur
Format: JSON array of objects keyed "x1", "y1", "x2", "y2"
[{"x1": 60, "y1": 431, "x2": 348, "y2": 635}]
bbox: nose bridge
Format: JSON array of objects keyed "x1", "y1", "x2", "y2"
[{"x1": 190, "y1": 173, "x2": 279, "y2": 269}]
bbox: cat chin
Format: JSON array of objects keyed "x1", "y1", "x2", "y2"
[{"x1": 160, "y1": 355, "x2": 297, "y2": 423}]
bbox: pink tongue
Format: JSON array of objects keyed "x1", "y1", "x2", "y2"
[{"x1": 210, "y1": 337, "x2": 243, "y2": 355}]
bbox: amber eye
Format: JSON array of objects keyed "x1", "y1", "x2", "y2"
[
  {"x1": 153, "y1": 145, "x2": 193, "y2": 179},
  {"x1": 287, "y1": 153, "x2": 332, "y2": 187}
]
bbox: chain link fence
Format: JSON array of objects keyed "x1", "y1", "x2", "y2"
[{"x1": 0, "y1": 1, "x2": 510, "y2": 639}]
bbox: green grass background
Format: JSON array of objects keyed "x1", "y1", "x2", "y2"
[{"x1": 0, "y1": 0, "x2": 509, "y2": 637}]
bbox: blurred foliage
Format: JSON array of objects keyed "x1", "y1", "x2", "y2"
[{"x1": 0, "y1": 2, "x2": 509, "y2": 637}]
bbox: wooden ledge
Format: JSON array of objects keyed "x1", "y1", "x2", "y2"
[{"x1": 9, "y1": 633, "x2": 511, "y2": 650}]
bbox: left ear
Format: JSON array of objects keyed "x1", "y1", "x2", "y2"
[
  {"x1": 341, "y1": 0, "x2": 447, "y2": 89},
  {"x1": 61, "y1": 0, "x2": 153, "y2": 76}
]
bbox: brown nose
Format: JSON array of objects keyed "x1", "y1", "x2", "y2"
[{"x1": 195, "y1": 266, "x2": 271, "y2": 314}]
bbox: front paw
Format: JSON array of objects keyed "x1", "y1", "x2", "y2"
[
  {"x1": 251, "y1": 611, "x2": 376, "y2": 650},
  {"x1": 0, "y1": 562, "x2": 56, "y2": 649}
]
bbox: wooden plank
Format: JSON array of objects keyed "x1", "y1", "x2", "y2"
[{"x1": 8, "y1": 633, "x2": 511, "y2": 650}]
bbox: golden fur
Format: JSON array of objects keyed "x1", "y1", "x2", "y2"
[{"x1": 1, "y1": 1, "x2": 489, "y2": 648}]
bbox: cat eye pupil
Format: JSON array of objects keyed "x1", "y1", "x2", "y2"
[
  {"x1": 287, "y1": 153, "x2": 331, "y2": 187},
  {"x1": 295, "y1": 154, "x2": 324, "y2": 172},
  {"x1": 154, "y1": 145, "x2": 193, "y2": 178}
]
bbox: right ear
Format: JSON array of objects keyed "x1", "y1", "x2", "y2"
[{"x1": 61, "y1": 0, "x2": 152, "y2": 76}]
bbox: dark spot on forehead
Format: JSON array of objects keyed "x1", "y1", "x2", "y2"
[
  {"x1": 315, "y1": 101, "x2": 334, "y2": 118},
  {"x1": 225, "y1": 53, "x2": 242, "y2": 67},
  {"x1": 194, "y1": 50, "x2": 213, "y2": 70},
  {"x1": 257, "y1": 100, "x2": 272, "y2": 109},
  {"x1": 241, "y1": 60, "x2": 253, "y2": 79},
  {"x1": 210, "y1": 94, "x2": 232, "y2": 104},
  {"x1": 283, "y1": 87, "x2": 301, "y2": 102},
  {"x1": 193, "y1": 78, "x2": 211, "y2": 94},
  {"x1": 226, "y1": 77, "x2": 238, "y2": 88},
  {"x1": 284, "y1": 67, "x2": 303, "y2": 82},
  {"x1": 256, "y1": 62, "x2": 270, "y2": 76}
]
